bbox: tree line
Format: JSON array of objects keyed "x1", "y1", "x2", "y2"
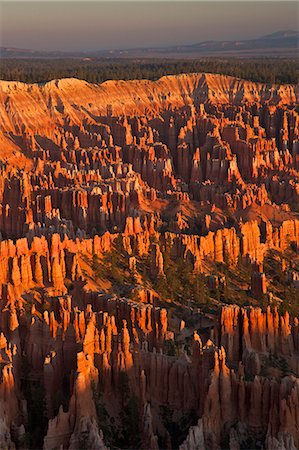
[{"x1": 1, "y1": 57, "x2": 298, "y2": 84}]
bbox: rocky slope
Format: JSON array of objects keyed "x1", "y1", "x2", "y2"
[
  {"x1": 0, "y1": 73, "x2": 298, "y2": 142},
  {"x1": 0, "y1": 73, "x2": 298, "y2": 449}
]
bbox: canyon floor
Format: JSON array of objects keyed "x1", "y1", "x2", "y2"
[{"x1": 0, "y1": 72, "x2": 298, "y2": 450}]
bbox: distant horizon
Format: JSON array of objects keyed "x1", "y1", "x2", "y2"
[
  {"x1": 1, "y1": 28, "x2": 298, "y2": 54},
  {"x1": 1, "y1": 1, "x2": 298, "y2": 52}
]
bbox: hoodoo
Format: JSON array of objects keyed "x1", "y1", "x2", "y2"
[{"x1": 0, "y1": 72, "x2": 298, "y2": 449}]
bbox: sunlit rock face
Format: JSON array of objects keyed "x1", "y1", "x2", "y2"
[{"x1": 0, "y1": 73, "x2": 298, "y2": 449}]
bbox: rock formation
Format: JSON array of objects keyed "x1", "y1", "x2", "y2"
[{"x1": 0, "y1": 72, "x2": 298, "y2": 448}]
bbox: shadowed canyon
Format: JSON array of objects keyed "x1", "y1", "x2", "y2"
[{"x1": 0, "y1": 72, "x2": 298, "y2": 449}]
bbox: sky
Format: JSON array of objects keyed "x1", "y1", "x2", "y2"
[{"x1": 0, "y1": 1, "x2": 298, "y2": 51}]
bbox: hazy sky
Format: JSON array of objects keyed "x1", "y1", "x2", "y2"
[{"x1": 0, "y1": 1, "x2": 298, "y2": 51}]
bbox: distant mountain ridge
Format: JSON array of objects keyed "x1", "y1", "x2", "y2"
[
  {"x1": 1, "y1": 30, "x2": 298, "y2": 59},
  {"x1": 261, "y1": 30, "x2": 298, "y2": 39},
  {"x1": 181, "y1": 30, "x2": 299, "y2": 52}
]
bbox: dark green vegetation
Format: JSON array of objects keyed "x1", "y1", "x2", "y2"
[
  {"x1": 20, "y1": 357, "x2": 48, "y2": 449},
  {"x1": 159, "y1": 405, "x2": 197, "y2": 449},
  {"x1": 1, "y1": 57, "x2": 298, "y2": 84},
  {"x1": 260, "y1": 352, "x2": 296, "y2": 378},
  {"x1": 148, "y1": 239, "x2": 209, "y2": 307},
  {"x1": 88, "y1": 235, "x2": 299, "y2": 321},
  {"x1": 263, "y1": 248, "x2": 299, "y2": 316},
  {"x1": 92, "y1": 372, "x2": 141, "y2": 449}
]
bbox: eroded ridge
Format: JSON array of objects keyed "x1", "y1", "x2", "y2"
[{"x1": 0, "y1": 73, "x2": 298, "y2": 449}]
